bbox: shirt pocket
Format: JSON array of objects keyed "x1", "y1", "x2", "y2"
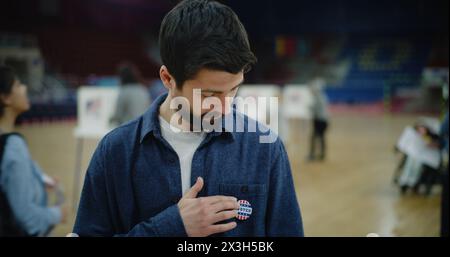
[
  {"x1": 219, "y1": 183, "x2": 267, "y2": 198},
  {"x1": 217, "y1": 183, "x2": 268, "y2": 236}
]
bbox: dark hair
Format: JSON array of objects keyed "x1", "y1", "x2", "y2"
[
  {"x1": 118, "y1": 63, "x2": 142, "y2": 85},
  {"x1": 0, "y1": 66, "x2": 17, "y2": 117},
  {"x1": 159, "y1": 0, "x2": 257, "y2": 88}
]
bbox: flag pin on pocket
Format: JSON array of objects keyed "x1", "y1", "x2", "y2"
[{"x1": 237, "y1": 200, "x2": 252, "y2": 221}]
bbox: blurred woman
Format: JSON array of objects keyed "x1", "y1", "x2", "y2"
[{"x1": 0, "y1": 65, "x2": 65, "y2": 236}]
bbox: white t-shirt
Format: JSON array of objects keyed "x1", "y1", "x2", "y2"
[{"x1": 159, "y1": 116, "x2": 206, "y2": 195}]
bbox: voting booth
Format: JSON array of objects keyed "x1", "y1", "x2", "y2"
[
  {"x1": 74, "y1": 86, "x2": 119, "y2": 138},
  {"x1": 281, "y1": 84, "x2": 314, "y2": 142},
  {"x1": 72, "y1": 86, "x2": 119, "y2": 209},
  {"x1": 236, "y1": 85, "x2": 281, "y2": 136},
  {"x1": 282, "y1": 84, "x2": 313, "y2": 119}
]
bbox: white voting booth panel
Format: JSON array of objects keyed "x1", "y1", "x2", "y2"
[
  {"x1": 72, "y1": 86, "x2": 119, "y2": 210},
  {"x1": 236, "y1": 85, "x2": 280, "y2": 133},
  {"x1": 74, "y1": 86, "x2": 119, "y2": 139},
  {"x1": 282, "y1": 84, "x2": 313, "y2": 119},
  {"x1": 280, "y1": 85, "x2": 314, "y2": 142}
]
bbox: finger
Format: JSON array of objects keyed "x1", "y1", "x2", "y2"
[
  {"x1": 209, "y1": 210, "x2": 238, "y2": 224},
  {"x1": 206, "y1": 222, "x2": 237, "y2": 235},
  {"x1": 210, "y1": 199, "x2": 240, "y2": 213},
  {"x1": 183, "y1": 177, "x2": 204, "y2": 199}
]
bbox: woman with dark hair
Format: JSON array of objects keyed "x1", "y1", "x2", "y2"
[
  {"x1": 110, "y1": 63, "x2": 151, "y2": 126},
  {"x1": 0, "y1": 65, "x2": 65, "y2": 236}
]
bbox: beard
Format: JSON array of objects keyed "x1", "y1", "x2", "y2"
[
  {"x1": 191, "y1": 110, "x2": 224, "y2": 132},
  {"x1": 175, "y1": 105, "x2": 223, "y2": 132}
]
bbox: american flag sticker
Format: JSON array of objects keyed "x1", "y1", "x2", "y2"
[{"x1": 237, "y1": 200, "x2": 252, "y2": 221}]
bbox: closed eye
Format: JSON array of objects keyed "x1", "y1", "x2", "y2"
[{"x1": 201, "y1": 79, "x2": 243, "y2": 97}]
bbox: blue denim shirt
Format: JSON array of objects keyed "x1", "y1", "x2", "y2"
[{"x1": 74, "y1": 93, "x2": 303, "y2": 237}]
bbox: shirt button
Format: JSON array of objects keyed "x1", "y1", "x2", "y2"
[{"x1": 241, "y1": 186, "x2": 249, "y2": 194}]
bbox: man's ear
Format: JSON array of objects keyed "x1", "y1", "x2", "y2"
[{"x1": 159, "y1": 65, "x2": 177, "y2": 91}]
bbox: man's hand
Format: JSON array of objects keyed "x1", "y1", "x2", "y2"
[{"x1": 178, "y1": 177, "x2": 240, "y2": 237}]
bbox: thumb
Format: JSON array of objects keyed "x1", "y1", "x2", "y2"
[{"x1": 183, "y1": 177, "x2": 204, "y2": 199}]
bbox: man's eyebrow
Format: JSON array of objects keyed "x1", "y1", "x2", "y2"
[{"x1": 202, "y1": 79, "x2": 244, "y2": 94}]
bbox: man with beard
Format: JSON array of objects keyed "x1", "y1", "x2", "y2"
[{"x1": 73, "y1": 0, "x2": 303, "y2": 237}]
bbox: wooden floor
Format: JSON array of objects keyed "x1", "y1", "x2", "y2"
[{"x1": 17, "y1": 112, "x2": 442, "y2": 237}]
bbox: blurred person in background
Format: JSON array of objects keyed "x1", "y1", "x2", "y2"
[
  {"x1": 308, "y1": 78, "x2": 330, "y2": 161},
  {"x1": 110, "y1": 62, "x2": 151, "y2": 126},
  {"x1": 397, "y1": 122, "x2": 442, "y2": 195},
  {"x1": 0, "y1": 65, "x2": 66, "y2": 237},
  {"x1": 441, "y1": 81, "x2": 449, "y2": 237},
  {"x1": 440, "y1": 110, "x2": 448, "y2": 236},
  {"x1": 148, "y1": 79, "x2": 168, "y2": 102}
]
